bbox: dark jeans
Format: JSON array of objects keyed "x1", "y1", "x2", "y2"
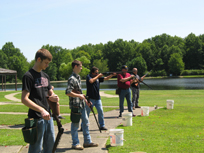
[
  {"x1": 131, "y1": 87, "x2": 140, "y2": 107},
  {"x1": 119, "y1": 88, "x2": 133, "y2": 114}
]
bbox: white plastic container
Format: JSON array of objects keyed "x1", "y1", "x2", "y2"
[
  {"x1": 167, "y1": 100, "x2": 174, "y2": 109},
  {"x1": 109, "y1": 129, "x2": 124, "y2": 146},
  {"x1": 141, "y1": 106, "x2": 149, "y2": 116},
  {"x1": 122, "y1": 112, "x2": 132, "y2": 126}
]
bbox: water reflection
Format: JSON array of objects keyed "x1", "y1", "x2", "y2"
[
  {"x1": 49, "y1": 77, "x2": 204, "y2": 90},
  {"x1": 3, "y1": 77, "x2": 204, "y2": 91}
]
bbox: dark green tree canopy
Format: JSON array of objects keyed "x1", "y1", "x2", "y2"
[{"x1": 1, "y1": 32, "x2": 204, "y2": 82}]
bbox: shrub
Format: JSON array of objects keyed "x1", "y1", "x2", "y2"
[{"x1": 181, "y1": 69, "x2": 204, "y2": 75}]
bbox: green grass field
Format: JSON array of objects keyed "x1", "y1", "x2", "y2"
[
  {"x1": 1, "y1": 89, "x2": 204, "y2": 152},
  {"x1": 0, "y1": 90, "x2": 118, "y2": 146},
  {"x1": 105, "y1": 90, "x2": 204, "y2": 153}
]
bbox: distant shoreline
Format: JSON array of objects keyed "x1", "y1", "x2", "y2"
[{"x1": 3, "y1": 75, "x2": 204, "y2": 85}]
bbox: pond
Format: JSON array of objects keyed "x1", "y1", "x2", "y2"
[{"x1": 5, "y1": 77, "x2": 204, "y2": 91}]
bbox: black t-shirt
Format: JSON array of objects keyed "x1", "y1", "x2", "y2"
[
  {"x1": 86, "y1": 74, "x2": 104, "y2": 100},
  {"x1": 22, "y1": 68, "x2": 52, "y2": 119}
]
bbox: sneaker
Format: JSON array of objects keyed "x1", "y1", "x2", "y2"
[
  {"x1": 135, "y1": 106, "x2": 141, "y2": 108},
  {"x1": 72, "y1": 144, "x2": 84, "y2": 150},
  {"x1": 100, "y1": 127, "x2": 108, "y2": 130},
  {"x1": 118, "y1": 114, "x2": 122, "y2": 118},
  {"x1": 132, "y1": 114, "x2": 136, "y2": 117},
  {"x1": 83, "y1": 142, "x2": 98, "y2": 148}
]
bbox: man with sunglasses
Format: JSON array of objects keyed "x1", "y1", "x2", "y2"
[
  {"x1": 130, "y1": 68, "x2": 145, "y2": 109},
  {"x1": 82, "y1": 66, "x2": 116, "y2": 131}
]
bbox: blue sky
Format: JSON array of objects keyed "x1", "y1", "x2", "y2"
[{"x1": 1, "y1": 0, "x2": 204, "y2": 62}]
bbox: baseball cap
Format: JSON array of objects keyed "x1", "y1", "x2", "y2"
[{"x1": 121, "y1": 65, "x2": 128, "y2": 70}]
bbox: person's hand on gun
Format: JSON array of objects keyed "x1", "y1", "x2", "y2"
[
  {"x1": 78, "y1": 94, "x2": 92, "y2": 107},
  {"x1": 112, "y1": 73, "x2": 117, "y2": 76},
  {"x1": 98, "y1": 73, "x2": 104, "y2": 78},
  {"x1": 84, "y1": 98, "x2": 92, "y2": 107},
  {"x1": 48, "y1": 94, "x2": 60, "y2": 103}
]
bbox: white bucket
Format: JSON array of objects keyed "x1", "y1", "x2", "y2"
[
  {"x1": 109, "y1": 129, "x2": 124, "y2": 146},
  {"x1": 141, "y1": 106, "x2": 149, "y2": 116},
  {"x1": 122, "y1": 112, "x2": 132, "y2": 126},
  {"x1": 167, "y1": 100, "x2": 174, "y2": 109}
]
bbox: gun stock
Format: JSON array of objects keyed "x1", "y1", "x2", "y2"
[{"x1": 47, "y1": 97, "x2": 64, "y2": 153}]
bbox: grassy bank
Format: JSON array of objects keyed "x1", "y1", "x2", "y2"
[
  {"x1": 1, "y1": 89, "x2": 204, "y2": 151},
  {"x1": 105, "y1": 90, "x2": 204, "y2": 153},
  {"x1": 0, "y1": 90, "x2": 117, "y2": 146}
]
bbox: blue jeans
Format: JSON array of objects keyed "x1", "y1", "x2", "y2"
[
  {"x1": 28, "y1": 117, "x2": 55, "y2": 153},
  {"x1": 71, "y1": 107, "x2": 92, "y2": 146},
  {"x1": 119, "y1": 88, "x2": 133, "y2": 114},
  {"x1": 84, "y1": 98, "x2": 105, "y2": 128}
]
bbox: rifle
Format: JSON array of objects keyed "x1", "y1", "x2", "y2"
[
  {"x1": 47, "y1": 99, "x2": 64, "y2": 153},
  {"x1": 102, "y1": 71, "x2": 133, "y2": 75},
  {"x1": 139, "y1": 80, "x2": 153, "y2": 90},
  {"x1": 132, "y1": 70, "x2": 153, "y2": 90},
  {"x1": 85, "y1": 96, "x2": 102, "y2": 133},
  {"x1": 72, "y1": 89, "x2": 101, "y2": 133},
  {"x1": 143, "y1": 70, "x2": 152, "y2": 77}
]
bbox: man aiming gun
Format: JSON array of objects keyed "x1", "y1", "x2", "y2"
[
  {"x1": 130, "y1": 68, "x2": 146, "y2": 109},
  {"x1": 81, "y1": 67, "x2": 116, "y2": 131}
]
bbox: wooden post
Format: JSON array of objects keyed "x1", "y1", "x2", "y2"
[
  {"x1": 4, "y1": 75, "x2": 6, "y2": 91},
  {"x1": 15, "y1": 74, "x2": 17, "y2": 91},
  {"x1": 1, "y1": 76, "x2": 3, "y2": 91}
]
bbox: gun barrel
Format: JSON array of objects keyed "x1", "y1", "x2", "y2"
[{"x1": 85, "y1": 96, "x2": 102, "y2": 133}]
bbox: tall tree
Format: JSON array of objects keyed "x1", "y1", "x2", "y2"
[
  {"x1": 135, "y1": 42, "x2": 154, "y2": 70},
  {"x1": 183, "y1": 33, "x2": 202, "y2": 69},
  {"x1": 168, "y1": 53, "x2": 185, "y2": 76},
  {"x1": 103, "y1": 39, "x2": 135, "y2": 71},
  {"x1": 59, "y1": 56, "x2": 90, "y2": 79},
  {"x1": 0, "y1": 49, "x2": 8, "y2": 68},
  {"x1": 8, "y1": 55, "x2": 29, "y2": 80},
  {"x1": 92, "y1": 59, "x2": 109, "y2": 73},
  {"x1": 126, "y1": 56, "x2": 147, "y2": 76},
  {"x1": 1, "y1": 42, "x2": 29, "y2": 81}
]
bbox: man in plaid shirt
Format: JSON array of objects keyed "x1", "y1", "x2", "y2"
[{"x1": 66, "y1": 60, "x2": 98, "y2": 150}]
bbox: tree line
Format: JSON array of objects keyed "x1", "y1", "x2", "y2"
[{"x1": 0, "y1": 33, "x2": 204, "y2": 82}]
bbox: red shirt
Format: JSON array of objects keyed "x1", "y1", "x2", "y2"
[{"x1": 117, "y1": 73, "x2": 131, "y2": 89}]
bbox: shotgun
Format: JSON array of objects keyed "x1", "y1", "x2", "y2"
[
  {"x1": 102, "y1": 71, "x2": 133, "y2": 75},
  {"x1": 85, "y1": 96, "x2": 102, "y2": 133},
  {"x1": 47, "y1": 99, "x2": 64, "y2": 153},
  {"x1": 72, "y1": 89, "x2": 101, "y2": 133},
  {"x1": 132, "y1": 70, "x2": 153, "y2": 90}
]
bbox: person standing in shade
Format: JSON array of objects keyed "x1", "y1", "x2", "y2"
[
  {"x1": 21, "y1": 49, "x2": 59, "y2": 153},
  {"x1": 82, "y1": 66, "x2": 116, "y2": 131},
  {"x1": 130, "y1": 68, "x2": 145, "y2": 109},
  {"x1": 117, "y1": 65, "x2": 135, "y2": 117},
  {"x1": 65, "y1": 60, "x2": 98, "y2": 150}
]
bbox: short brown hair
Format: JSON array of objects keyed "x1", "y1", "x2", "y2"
[
  {"x1": 72, "y1": 60, "x2": 82, "y2": 69},
  {"x1": 91, "y1": 66, "x2": 98, "y2": 73},
  {"x1": 35, "y1": 49, "x2": 52, "y2": 61}
]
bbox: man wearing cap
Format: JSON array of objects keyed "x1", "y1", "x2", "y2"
[{"x1": 117, "y1": 65, "x2": 135, "y2": 117}]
